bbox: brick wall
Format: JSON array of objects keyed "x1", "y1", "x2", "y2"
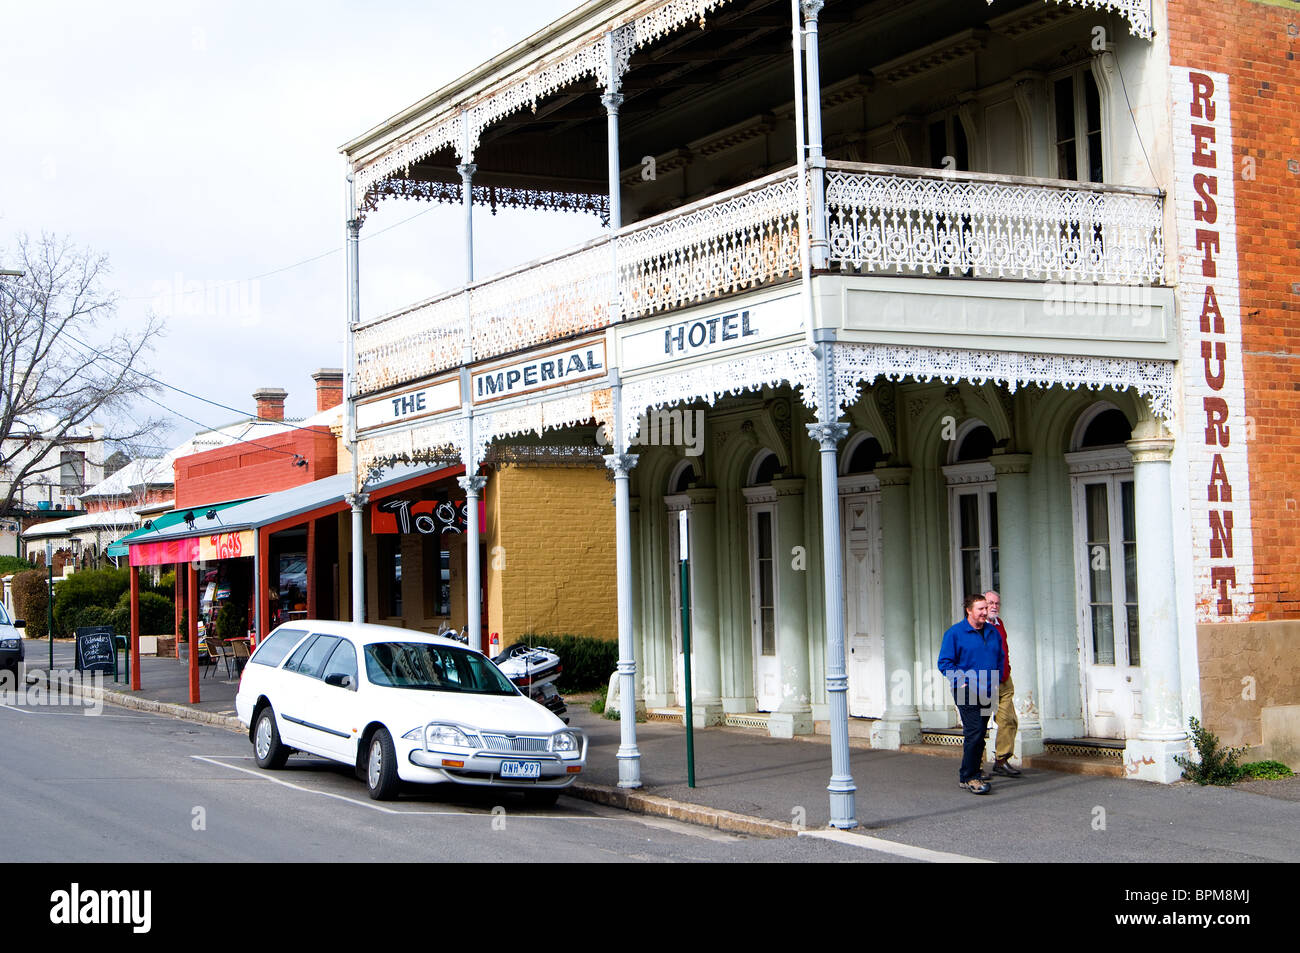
[
  {"x1": 486, "y1": 465, "x2": 617, "y2": 645},
  {"x1": 174, "y1": 427, "x2": 337, "y2": 507},
  {"x1": 1168, "y1": 0, "x2": 1300, "y2": 620}
]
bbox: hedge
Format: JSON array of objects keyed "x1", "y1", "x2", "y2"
[
  {"x1": 53, "y1": 567, "x2": 130, "y2": 636},
  {"x1": 509, "y1": 633, "x2": 618, "y2": 693},
  {"x1": 11, "y1": 570, "x2": 49, "y2": 638}
]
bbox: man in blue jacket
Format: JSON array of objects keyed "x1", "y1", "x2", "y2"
[{"x1": 937, "y1": 593, "x2": 1005, "y2": 794}]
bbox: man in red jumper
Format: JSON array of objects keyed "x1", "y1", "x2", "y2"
[{"x1": 984, "y1": 590, "x2": 1022, "y2": 777}]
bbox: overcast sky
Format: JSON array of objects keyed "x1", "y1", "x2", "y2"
[{"x1": 0, "y1": 0, "x2": 603, "y2": 454}]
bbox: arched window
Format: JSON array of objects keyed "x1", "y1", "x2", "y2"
[
  {"x1": 841, "y1": 433, "x2": 883, "y2": 475},
  {"x1": 748, "y1": 450, "x2": 780, "y2": 486}
]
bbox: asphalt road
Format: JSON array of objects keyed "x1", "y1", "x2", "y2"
[{"x1": 0, "y1": 691, "x2": 897, "y2": 864}]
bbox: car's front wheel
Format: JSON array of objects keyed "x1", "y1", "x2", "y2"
[
  {"x1": 253, "y1": 706, "x2": 289, "y2": 769},
  {"x1": 366, "y1": 728, "x2": 400, "y2": 800}
]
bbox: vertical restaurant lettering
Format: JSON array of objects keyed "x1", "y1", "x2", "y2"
[{"x1": 1189, "y1": 71, "x2": 1237, "y2": 615}]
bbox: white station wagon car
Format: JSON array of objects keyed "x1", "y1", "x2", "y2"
[{"x1": 235, "y1": 620, "x2": 586, "y2": 804}]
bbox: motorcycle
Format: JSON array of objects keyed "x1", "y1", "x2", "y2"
[{"x1": 491, "y1": 642, "x2": 568, "y2": 723}]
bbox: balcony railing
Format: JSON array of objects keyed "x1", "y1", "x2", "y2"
[
  {"x1": 353, "y1": 163, "x2": 1164, "y2": 397},
  {"x1": 825, "y1": 160, "x2": 1164, "y2": 285}
]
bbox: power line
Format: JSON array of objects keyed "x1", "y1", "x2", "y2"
[{"x1": 120, "y1": 201, "x2": 439, "y2": 302}]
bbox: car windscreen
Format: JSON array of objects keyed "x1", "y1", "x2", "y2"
[
  {"x1": 0, "y1": 603, "x2": 9, "y2": 625},
  {"x1": 363, "y1": 642, "x2": 517, "y2": 695}
]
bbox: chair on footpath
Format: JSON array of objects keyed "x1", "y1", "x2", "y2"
[
  {"x1": 200, "y1": 637, "x2": 217, "y2": 679},
  {"x1": 208, "y1": 636, "x2": 234, "y2": 679},
  {"x1": 229, "y1": 639, "x2": 250, "y2": 676}
]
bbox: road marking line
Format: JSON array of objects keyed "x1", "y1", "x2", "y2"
[
  {"x1": 798, "y1": 828, "x2": 994, "y2": 863},
  {"x1": 191, "y1": 755, "x2": 617, "y2": 820}
]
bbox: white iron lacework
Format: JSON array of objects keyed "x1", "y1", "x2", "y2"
[
  {"x1": 470, "y1": 241, "x2": 613, "y2": 365},
  {"x1": 988, "y1": 0, "x2": 1152, "y2": 39},
  {"x1": 474, "y1": 390, "x2": 606, "y2": 467},
  {"x1": 353, "y1": 1, "x2": 730, "y2": 202},
  {"x1": 832, "y1": 343, "x2": 1175, "y2": 419},
  {"x1": 358, "y1": 415, "x2": 465, "y2": 477},
  {"x1": 353, "y1": 291, "x2": 465, "y2": 395},
  {"x1": 825, "y1": 166, "x2": 1164, "y2": 285},
  {"x1": 620, "y1": 347, "x2": 818, "y2": 446},
  {"x1": 620, "y1": 169, "x2": 803, "y2": 319}
]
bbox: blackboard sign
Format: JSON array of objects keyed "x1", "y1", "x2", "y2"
[{"x1": 75, "y1": 626, "x2": 117, "y2": 674}]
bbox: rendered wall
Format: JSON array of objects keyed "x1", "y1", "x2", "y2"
[{"x1": 1197, "y1": 620, "x2": 1300, "y2": 751}]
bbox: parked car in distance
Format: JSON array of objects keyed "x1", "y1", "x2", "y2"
[
  {"x1": 0, "y1": 603, "x2": 26, "y2": 682},
  {"x1": 235, "y1": 620, "x2": 586, "y2": 804}
]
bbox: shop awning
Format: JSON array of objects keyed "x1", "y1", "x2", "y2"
[
  {"x1": 126, "y1": 464, "x2": 463, "y2": 566},
  {"x1": 106, "y1": 499, "x2": 251, "y2": 558}
]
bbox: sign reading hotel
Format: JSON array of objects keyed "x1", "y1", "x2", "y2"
[
  {"x1": 471, "y1": 340, "x2": 606, "y2": 404},
  {"x1": 621, "y1": 296, "x2": 802, "y2": 371},
  {"x1": 1172, "y1": 67, "x2": 1253, "y2": 620},
  {"x1": 356, "y1": 377, "x2": 460, "y2": 433},
  {"x1": 130, "y1": 530, "x2": 255, "y2": 568}
]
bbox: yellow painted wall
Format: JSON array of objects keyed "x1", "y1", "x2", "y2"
[{"x1": 486, "y1": 465, "x2": 617, "y2": 647}]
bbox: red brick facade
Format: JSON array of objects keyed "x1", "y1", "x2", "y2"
[
  {"x1": 1168, "y1": 0, "x2": 1300, "y2": 620},
  {"x1": 174, "y1": 426, "x2": 337, "y2": 508}
]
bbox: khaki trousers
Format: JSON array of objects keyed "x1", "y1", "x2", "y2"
[{"x1": 993, "y1": 675, "x2": 1018, "y2": 760}]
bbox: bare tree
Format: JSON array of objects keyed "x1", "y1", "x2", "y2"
[{"x1": 0, "y1": 233, "x2": 167, "y2": 516}]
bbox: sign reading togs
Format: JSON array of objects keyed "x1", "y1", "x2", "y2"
[{"x1": 471, "y1": 340, "x2": 606, "y2": 404}]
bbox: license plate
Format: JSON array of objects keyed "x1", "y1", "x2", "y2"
[{"x1": 500, "y1": 761, "x2": 541, "y2": 779}]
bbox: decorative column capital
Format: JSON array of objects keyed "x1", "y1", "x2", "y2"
[
  {"x1": 990, "y1": 452, "x2": 1033, "y2": 477},
  {"x1": 806, "y1": 421, "x2": 850, "y2": 448},
  {"x1": 873, "y1": 465, "x2": 912, "y2": 488},
  {"x1": 457, "y1": 475, "x2": 488, "y2": 495},
  {"x1": 345, "y1": 491, "x2": 369, "y2": 511},
  {"x1": 604, "y1": 452, "x2": 639, "y2": 476},
  {"x1": 345, "y1": 218, "x2": 361, "y2": 235},
  {"x1": 1126, "y1": 436, "x2": 1175, "y2": 464},
  {"x1": 800, "y1": 0, "x2": 825, "y2": 18},
  {"x1": 601, "y1": 91, "x2": 625, "y2": 113},
  {"x1": 456, "y1": 162, "x2": 477, "y2": 182}
]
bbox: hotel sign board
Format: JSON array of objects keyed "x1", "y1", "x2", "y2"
[
  {"x1": 621, "y1": 295, "x2": 802, "y2": 371},
  {"x1": 471, "y1": 340, "x2": 606, "y2": 405},
  {"x1": 356, "y1": 377, "x2": 461, "y2": 433}
]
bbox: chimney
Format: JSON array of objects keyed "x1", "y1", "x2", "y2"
[
  {"x1": 311, "y1": 368, "x2": 344, "y2": 412},
  {"x1": 252, "y1": 387, "x2": 288, "y2": 421}
]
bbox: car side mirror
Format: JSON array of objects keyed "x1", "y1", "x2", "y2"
[
  {"x1": 325, "y1": 672, "x2": 354, "y2": 690},
  {"x1": 13, "y1": 620, "x2": 25, "y2": 629}
]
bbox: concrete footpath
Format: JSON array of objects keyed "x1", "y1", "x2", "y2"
[{"x1": 17, "y1": 640, "x2": 1300, "y2": 863}]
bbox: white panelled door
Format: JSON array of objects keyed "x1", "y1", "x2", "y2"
[
  {"x1": 1072, "y1": 472, "x2": 1143, "y2": 739},
  {"x1": 842, "y1": 493, "x2": 885, "y2": 718},
  {"x1": 748, "y1": 503, "x2": 781, "y2": 712}
]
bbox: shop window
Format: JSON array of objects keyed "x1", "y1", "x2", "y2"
[
  {"x1": 423, "y1": 534, "x2": 451, "y2": 618},
  {"x1": 378, "y1": 536, "x2": 402, "y2": 618}
]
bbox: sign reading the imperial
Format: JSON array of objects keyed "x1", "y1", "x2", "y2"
[
  {"x1": 357, "y1": 378, "x2": 460, "y2": 432},
  {"x1": 472, "y1": 341, "x2": 605, "y2": 403},
  {"x1": 621, "y1": 296, "x2": 801, "y2": 371}
]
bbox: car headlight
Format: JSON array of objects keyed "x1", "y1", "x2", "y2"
[
  {"x1": 403, "y1": 724, "x2": 480, "y2": 749},
  {"x1": 0, "y1": 639, "x2": 18, "y2": 650},
  {"x1": 550, "y1": 731, "x2": 580, "y2": 754}
]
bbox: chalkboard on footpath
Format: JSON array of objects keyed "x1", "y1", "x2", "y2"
[{"x1": 75, "y1": 626, "x2": 118, "y2": 674}]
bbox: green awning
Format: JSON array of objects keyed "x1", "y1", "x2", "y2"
[{"x1": 105, "y1": 500, "x2": 253, "y2": 557}]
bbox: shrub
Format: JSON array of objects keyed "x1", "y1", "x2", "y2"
[
  {"x1": 12, "y1": 570, "x2": 50, "y2": 638},
  {"x1": 112, "y1": 590, "x2": 176, "y2": 636},
  {"x1": 53, "y1": 567, "x2": 130, "y2": 636},
  {"x1": 0, "y1": 555, "x2": 35, "y2": 575},
  {"x1": 1174, "y1": 716, "x2": 1246, "y2": 785},
  {"x1": 1238, "y1": 760, "x2": 1294, "y2": 781},
  {"x1": 510, "y1": 633, "x2": 619, "y2": 693},
  {"x1": 66, "y1": 605, "x2": 116, "y2": 632}
]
